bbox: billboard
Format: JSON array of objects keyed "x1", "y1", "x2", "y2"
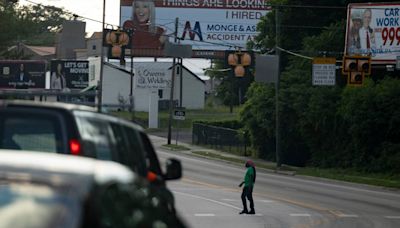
[
  {"x1": 0, "y1": 60, "x2": 46, "y2": 89},
  {"x1": 50, "y1": 60, "x2": 89, "y2": 90},
  {"x1": 120, "y1": 0, "x2": 270, "y2": 58},
  {"x1": 134, "y1": 62, "x2": 171, "y2": 89},
  {"x1": 345, "y1": 3, "x2": 400, "y2": 63}
]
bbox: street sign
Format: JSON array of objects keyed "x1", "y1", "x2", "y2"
[
  {"x1": 312, "y1": 57, "x2": 336, "y2": 86},
  {"x1": 173, "y1": 110, "x2": 186, "y2": 121}
]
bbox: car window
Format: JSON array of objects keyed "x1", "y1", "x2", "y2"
[
  {"x1": 120, "y1": 125, "x2": 147, "y2": 177},
  {"x1": 140, "y1": 132, "x2": 162, "y2": 176},
  {"x1": 0, "y1": 113, "x2": 63, "y2": 153},
  {"x1": 74, "y1": 113, "x2": 117, "y2": 161},
  {"x1": 0, "y1": 182, "x2": 81, "y2": 228}
]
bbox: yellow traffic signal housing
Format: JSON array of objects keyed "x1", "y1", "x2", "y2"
[
  {"x1": 342, "y1": 56, "x2": 371, "y2": 75},
  {"x1": 348, "y1": 71, "x2": 364, "y2": 86},
  {"x1": 357, "y1": 57, "x2": 371, "y2": 75},
  {"x1": 342, "y1": 56, "x2": 357, "y2": 74}
]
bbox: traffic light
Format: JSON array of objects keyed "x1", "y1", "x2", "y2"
[
  {"x1": 342, "y1": 56, "x2": 371, "y2": 86},
  {"x1": 348, "y1": 71, "x2": 364, "y2": 85},
  {"x1": 226, "y1": 51, "x2": 253, "y2": 77},
  {"x1": 357, "y1": 57, "x2": 371, "y2": 75}
]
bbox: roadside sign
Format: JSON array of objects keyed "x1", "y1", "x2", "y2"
[
  {"x1": 312, "y1": 57, "x2": 336, "y2": 86},
  {"x1": 396, "y1": 56, "x2": 400, "y2": 70},
  {"x1": 173, "y1": 110, "x2": 186, "y2": 121}
]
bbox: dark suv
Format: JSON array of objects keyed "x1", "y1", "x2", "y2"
[{"x1": 0, "y1": 100, "x2": 181, "y2": 212}]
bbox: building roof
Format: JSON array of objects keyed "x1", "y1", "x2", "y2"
[
  {"x1": 24, "y1": 45, "x2": 55, "y2": 56},
  {"x1": 89, "y1": 32, "x2": 103, "y2": 40}
]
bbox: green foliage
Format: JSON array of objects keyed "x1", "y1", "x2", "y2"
[
  {"x1": 240, "y1": 82, "x2": 276, "y2": 160},
  {"x1": 242, "y1": 13, "x2": 400, "y2": 174},
  {"x1": 206, "y1": 55, "x2": 254, "y2": 107},
  {"x1": 0, "y1": 2, "x2": 73, "y2": 57},
  {"x1": 193, "y1": 120, "x2": 242, "y2": 129},
  {"x1": 338, "y1": 78, "x2": 400, "y2": 173}
]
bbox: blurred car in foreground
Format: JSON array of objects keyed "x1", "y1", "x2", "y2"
[
  {"x1": 0, "y1": 150, "x2": 186, "y2": 228},
  {"x1": 0, "y1": 100, "x2": 181, "y2": 212}
]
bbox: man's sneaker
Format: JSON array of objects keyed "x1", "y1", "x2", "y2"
[
  {"x1": 248, "y1": 210, "x2": 255, "y2": 214},
  {"x1": 239, "y1": 210, "x2": 248, "y2": 214}
]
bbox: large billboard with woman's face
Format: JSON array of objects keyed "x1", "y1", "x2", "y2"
[
  {"x1": 345, "y1": 3, "x2": 400, "y2": 63},
  {"x1": 120, "y1": 0, "x2": 270, "y2": 58}
]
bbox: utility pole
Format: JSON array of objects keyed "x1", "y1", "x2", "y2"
[
  {"x1": 167, "y1": 17, "x2": 179, "y2": 144},
  {"x1": 275, "y1": 6, "x2": 282, "y2": 168},
  {"x1": 179, "y1": 57, "x2": 183, "y2": 107},
  {"x1": 97, "y1": 0, "x2": 106, "y2": 112},
  {"x1": 129, "y1": 56, "x2": 135, "y2": 121}
]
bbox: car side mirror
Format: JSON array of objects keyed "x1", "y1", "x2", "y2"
[{"x1": 164, "y1": 158, "x2": 182, "y2": 180}]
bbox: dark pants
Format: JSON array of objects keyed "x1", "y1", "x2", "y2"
[{"x1": 241, "y1": 186, "x2": 254, "y2": 212}]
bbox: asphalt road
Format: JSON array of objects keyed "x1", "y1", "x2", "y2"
[{"x1": 154, "y1": 144, "x2": 400, "y2": 228}]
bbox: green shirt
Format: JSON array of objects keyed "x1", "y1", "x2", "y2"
[{"x1": 244, "y1": 167, "x2": 254, "y2": 187}]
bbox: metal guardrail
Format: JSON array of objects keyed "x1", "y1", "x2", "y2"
[{"x1": 192, "y1": 123, "x2": 248, "y2": 156}]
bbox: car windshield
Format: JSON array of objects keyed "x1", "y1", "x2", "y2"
[
  {"x1": 0, "y1": 181, "x2": 81, "y2": 228},
  {"x1": 0, "y1": 112, "x2": 64, "y2": 153}
]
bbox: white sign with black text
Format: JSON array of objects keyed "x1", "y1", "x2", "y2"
[
  {"x1": 312, "y1": 57, "x2": 336, "y2": 86},
  {"x1": 173, "y1": 110, "x2": 186, "y2": 121}
]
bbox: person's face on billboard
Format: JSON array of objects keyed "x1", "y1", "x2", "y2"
[
  {"x1": 363, "y1": 10, "x2": 372, "y2": 28},
  {"x1": 135, "y1": 1, "x2": 150, "y2": 23},
  {"x1": 352, "y1": 19, "x2": 361, "y2": 29}
]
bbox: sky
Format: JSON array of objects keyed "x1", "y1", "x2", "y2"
[{"x1": 19, "y1": 0, "x2": 211, "y2": 78}]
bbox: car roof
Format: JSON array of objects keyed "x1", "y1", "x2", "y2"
[
  {"x1": 0, "y1": 100, "x2": 144, "y2": 131},
  {"x1": 0, "y1": 150, "x2": 136, "y2": 196},
  {"x1": 0, "y1": 99, "x2": 97, "y2": 112}
]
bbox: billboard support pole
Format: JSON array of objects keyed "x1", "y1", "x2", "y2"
[
  {"x1": 97, "y1": 0, "x2": 106, "y2": 112},
  {"x1": 167, "y1": 17, "x2": 179, "y2": 145},
  {"x1": 275, "y1": 6, "x2": 282, "y2": 169},
  {"x1": 130, "y1": 55, "x2": 135, "y2": 121}
]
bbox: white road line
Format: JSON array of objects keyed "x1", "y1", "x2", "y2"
[
  {"x1": 337, "y1": 214, "x2": 359, "y2": 218},
  {"x1": 290, "y1": 213, "x2": 311, "y2": 217},
  {"x1": 195, "y1": 213, "x2": 215, "y2": 217},
  {"x1": 385, "y1": 216, "x2": 400, "y2": 219},
  {"x1": 260, "y1": 200, "x2": 275, "y2": 203},
  {"x1": 244, "y1": 214, "x2": 263, "y2": 216},
  {"x1": 174, "y1": 191, "x2": 242, "y2": 210},
  {"x1": 221, "y1": 199, "x2": 275, "y2": 203},
  {"x1": 221, "y1": 199, "x2": 238, "y2": 202}
]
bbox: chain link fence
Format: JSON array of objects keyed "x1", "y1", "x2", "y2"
[{"x1": 192, "y1": 123, "x2": 248, "y2": 156}]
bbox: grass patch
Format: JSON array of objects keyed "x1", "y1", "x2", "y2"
[
  {"x1": 191, "y1": 151, "x2": 295, "y2": 172},
  {"x1": 110, "y1": 105, "x2": 240, "y2": 129},
  {"x1": 191, "y1": 151, "x2": 400, "y2": 188},
  {"x1": 162, "y1": 144, "x2": 191, "y2": 151},
  {"x1": 297, "y1": 168, "x2": 400, "y2": 189}
]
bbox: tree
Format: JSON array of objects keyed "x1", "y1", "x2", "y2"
[
  {"x1": 0, "y1": 1, "x2": 73, "y2": 57},
  {"x1": 206, "y1": 59, "x2": 254, "y2": 111}
]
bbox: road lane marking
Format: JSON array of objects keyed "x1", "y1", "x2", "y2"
[
  {"x1": 159, "y1": 149, "x2": 400, "y2": 199},
  {"x1": 182, "y1": 178, "x2": 224, "y2": 189},
  {"x1": 221, "y1": 199, "x2": 275, "y2": 203},
  {"x1": 385, "y1": 216, "x2": 400, "y2": 219},
  {"x1": 195, "y1": 213, "x2": 215, "y2": 217},
  {"x1": 290, "y1": 213, "x2": 311, "y2": 217},
  {"x1": 174, "y1": 191, "x2": 242, "y2": 210},
  {"x1": 181, "y1": 177, "x2": 334, "y2": 216},
  {"x1": 337, "y1": 214, "x2": 359, "y2": 218},
  {"x1": 260, "y1": 200, "x2": 275, "y2": 203},
  {"x1": 329, "y1": 210, "x2": 359, "y2": 218}
]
